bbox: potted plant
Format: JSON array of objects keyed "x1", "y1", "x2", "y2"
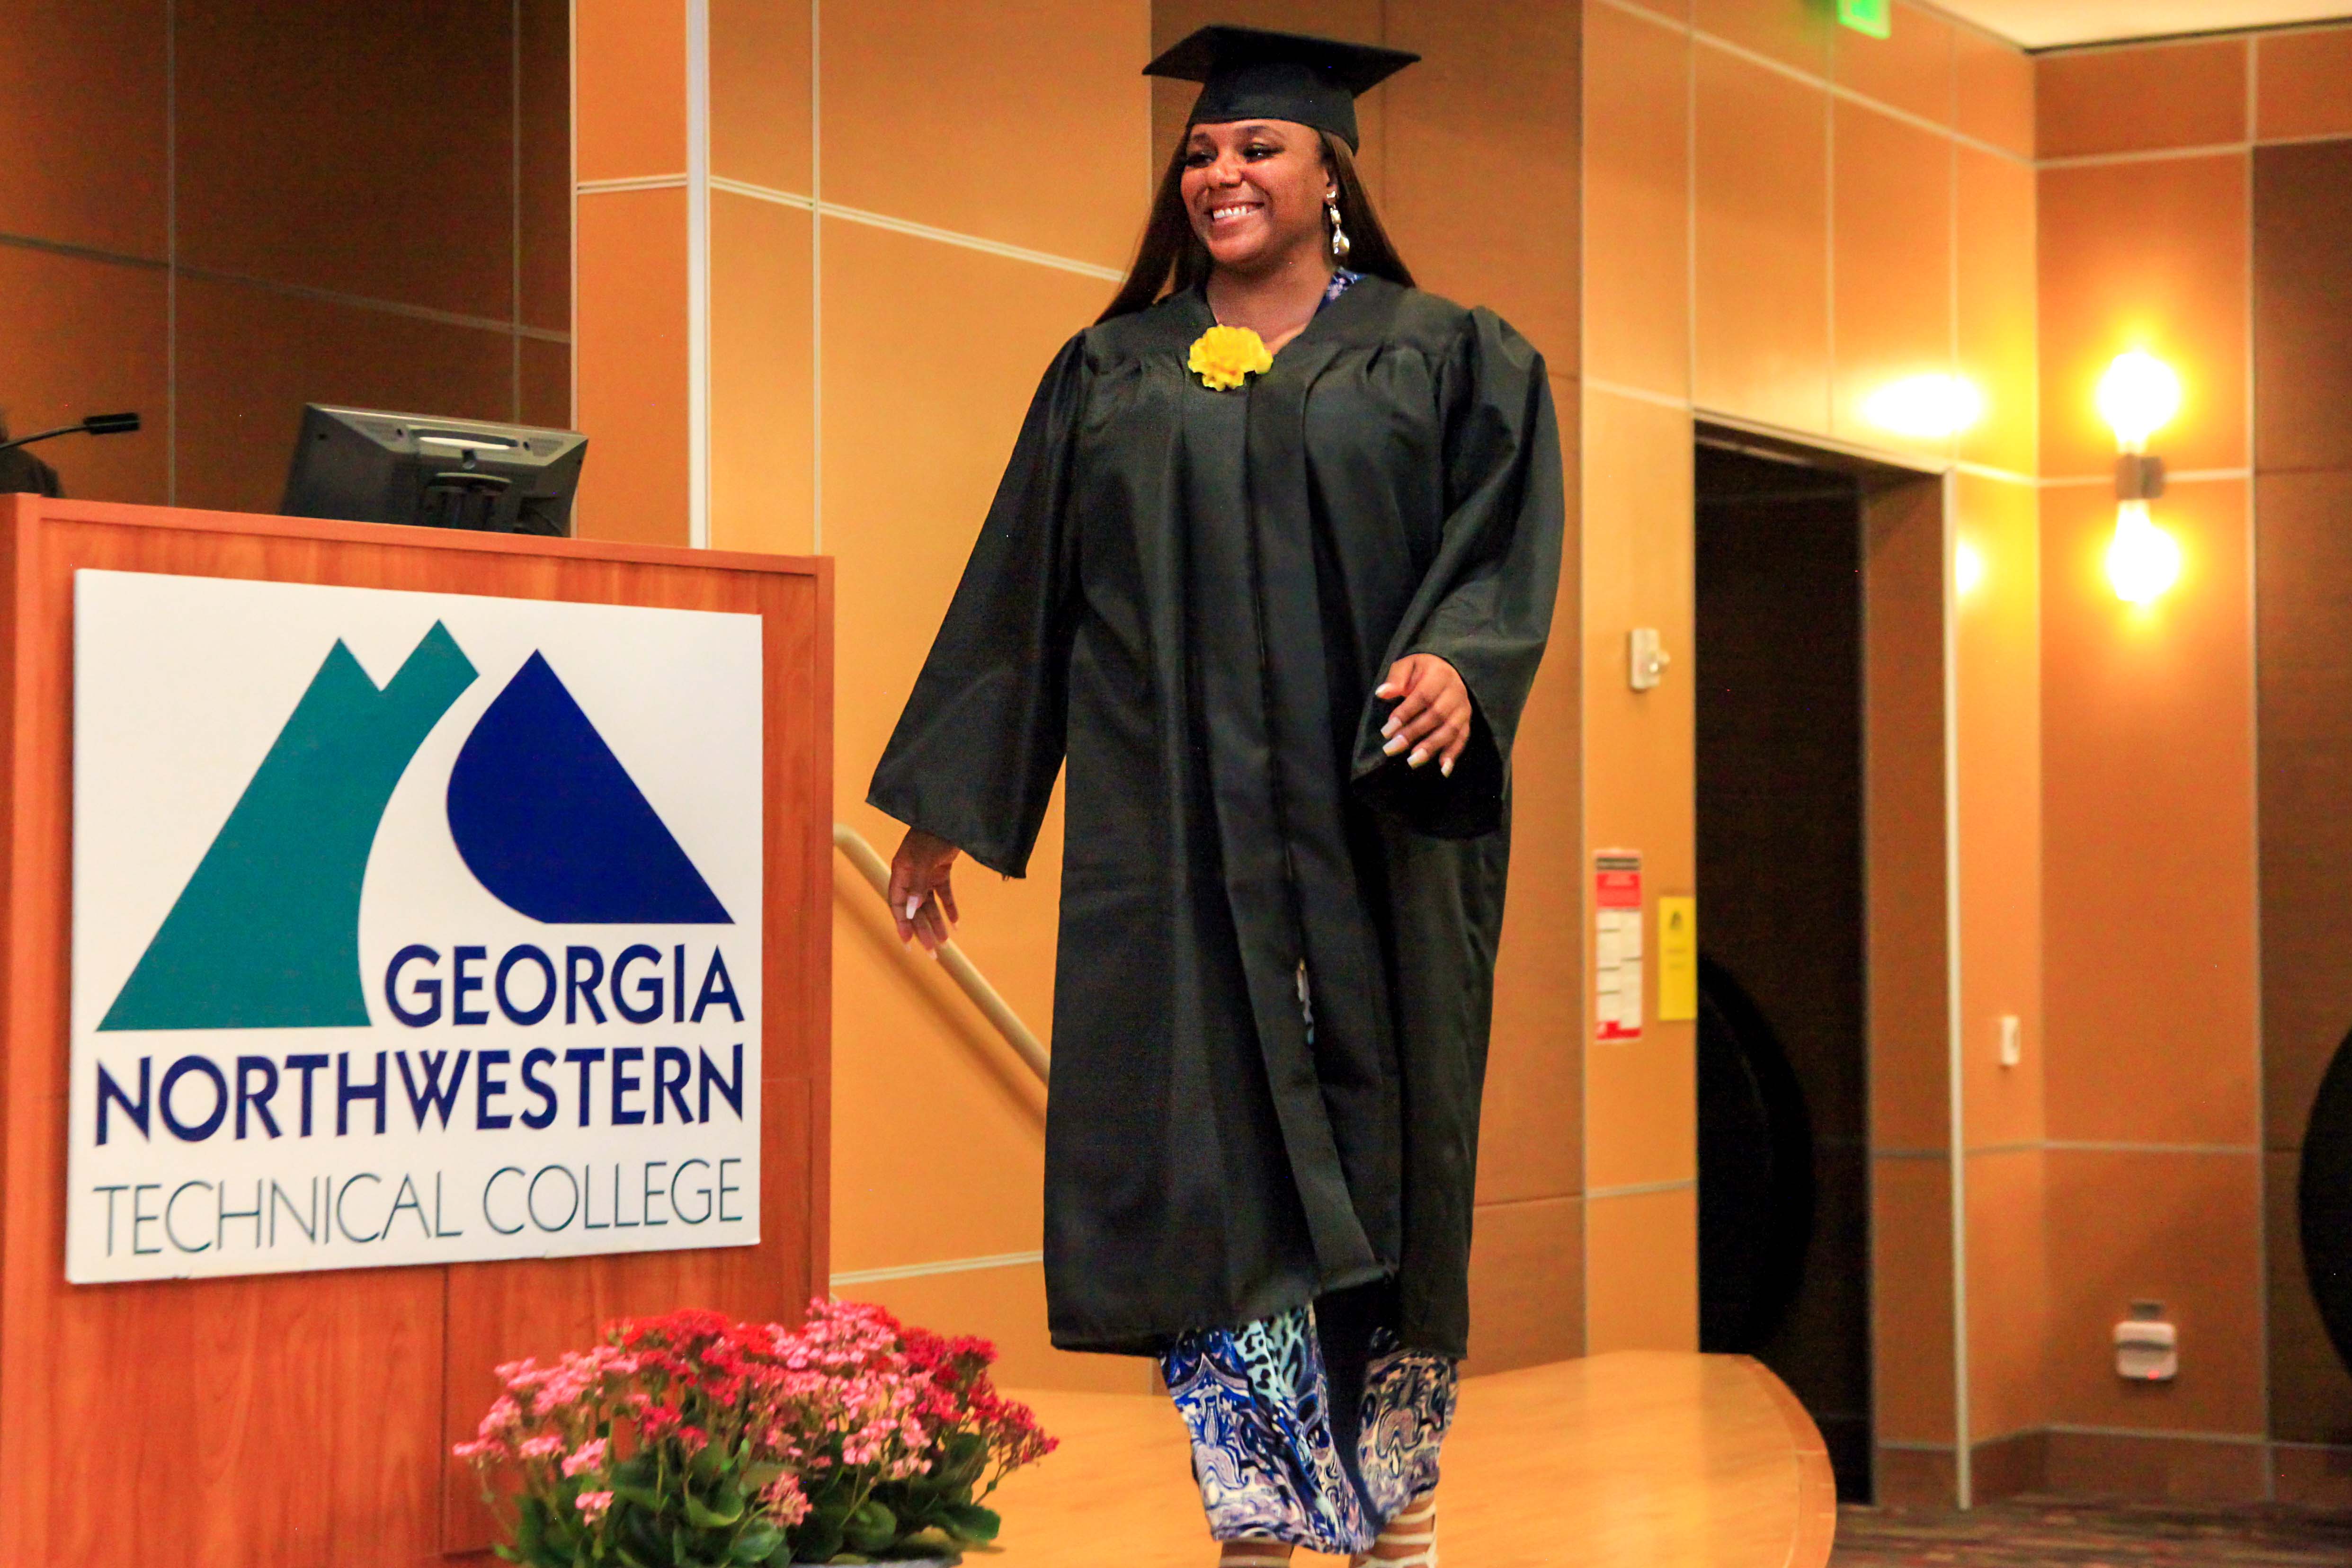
[{"x1": 456, "y1": 1301, "x2": 1053, "y2": 1567}]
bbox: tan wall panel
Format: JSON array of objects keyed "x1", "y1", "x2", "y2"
[
  {"x1": 713, "y1": 0, "x2": 811, "y2": 195},
  {"x1": 177, "y1": 0, "x2": 514, "y2": 319},
  {"x1": 575, "y1": 187, "x2": 690, "y2": 544},
  {"x1": 1693, "y1": 44, "x2": 1829, "y2": 435},
  {"x1": 822, "y1": 226, "x2": 1108, "y2": 1356},
  {"x1": 577, "y1": 0, "x2": 687, "y2": 181},
  {"x1": 823, "y1": 0, "x2": 1148, "y2": 271},
  {"x1": 2043, "y1": 1149, "x2": 2263, "y2": 1436},
  {"x1": 2256, "y1": 26, "x2": 2352, "y2": 143},
  {"x1": 1582, "y1": 386, "x2": 1692, "y2": 1207},
  {"x1": 0, "y1": 0, "x2": 166, "y2": 258},
  {"x1": 1582, "y1": 388, "x2": 1692, "y2": 877},
  {"x1": 2041, "y1": 480, "x2": 2257, "y2": 1147},
  {"x1": 1956, "y1": 145, "x2": 2036, "y2": 478},
  {"x1": 1464, "y1": 1196, "x2": 1585, "y2": 1372},
  {"x1": 1587, "y1": 1035, "x2": 1696, "y2": 1192},
  {"x1": 1830, "y1": 0, "x2": 1951, "y2": 127},
  {"x1": 711, "y1": 192, "x2": 814, "y2": 556},
  {"x1": 1583, "y1": 0, "x2": 1691, "y2": 399},
  {"x1": 1830, "y1": 101, "x2": 1952, "y2": 461},
  {"x1": 1585, "y1": 1186, "x2": 1698, "y2": 1353},
  {"x1": 1693, "y1": 0, "x2": 1829, "y2": 76},
  {"x1": 1954, "y1": 24, "x2": 2033, "y2": 159},
  {"x1": 1966, "y1": 1148, "x2": 2047, "y2": 1442},
  {"x1": 2038, "y1": 154, "x2": 2248, "y2": 480},
  {"x1": 2036, "y1": 39, "x2": 2248, "y2": 160},
  {"x1": 174, "y1": 276, "x2": 515, "y2": 516},
  {"x1": 0, "y1": 249, "x2": 169, "y2": 506},
  {"x1": 1872, "y1": 1156, "x2": 1955, "y2": 1445},
  {"x1": 840, "y1": 1262, "x2": 1148, "y2": 1395},
  {"x1": 830, "y1": 859, "x2": 1053, "y2": 1268},
  {"x1": 1954, "y1": 473, "x2": 2042, "y2": 1151},
  {"x1": 1383, "y1": 0, "x2": 1580, "y2": 364}
]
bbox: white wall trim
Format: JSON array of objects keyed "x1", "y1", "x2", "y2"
[{"x1": 831, "y1": 1250, "x2": 1043, "y2": 1286}]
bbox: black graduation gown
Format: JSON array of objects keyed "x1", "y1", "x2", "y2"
[{"x1": 868, "y1": 276, "x2": 1561, "y2": 1359}]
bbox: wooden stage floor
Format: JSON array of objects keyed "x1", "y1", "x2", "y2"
[{"x1": 981, "y1": 1351, "x2": 1838, "y2": 1568}]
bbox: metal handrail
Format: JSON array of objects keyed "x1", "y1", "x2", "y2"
[{"x1": 831, "y1": 822, "x2": 1051, "y2": 1085}]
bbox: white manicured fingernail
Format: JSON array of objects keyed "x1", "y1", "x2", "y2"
[
  {"x1": 905, "y1": 897, "x2": 921, "y2": 920},
  {"x1": 1441, "y1": 756, "x2": 1454, "y2": 777},
  {"x1": 1408, "y1": 747, "x2": 1428, "y2": 768},
  {"x1": 1375, "y1": 682, "x2": 1397, "y2": 697},
  {"x1": 1381, "y1": 716, "x2": 1400, "y2": 737},
  {"x1": 1384, "y1": 734, "x2": 1408, "y2": 755}
]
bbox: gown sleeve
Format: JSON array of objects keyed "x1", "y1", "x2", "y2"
[
  {"x1": 1351, "y1": 307, "x2": 1564, "y2": 838},
  {"x1": 866, "y1": 332, "x2": 1089, "y2": 877}
]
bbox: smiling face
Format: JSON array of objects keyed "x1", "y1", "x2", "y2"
[{"x1": 1180, "y1": 118, "x2": 1335, "y2": 277}]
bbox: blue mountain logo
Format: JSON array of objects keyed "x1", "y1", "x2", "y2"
[{"x1": 99, "y1": 628, "x2": 730, "y2": 1033}]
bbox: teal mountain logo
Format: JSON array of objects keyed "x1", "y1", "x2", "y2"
[{"x1": 99, "y1": 624, "x2": 730, "y2": 1033}]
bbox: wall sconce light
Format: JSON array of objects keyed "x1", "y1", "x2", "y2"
[
  {"x1": 2096, "y1": 351, "x2": 2182, "y2": 604},
  {"x1": 1954, "y1": 538, "x2": 1985, "y2": 597},
  {"x1": 1860, "y1": 372, "x2": 1983, "y2": 441}
]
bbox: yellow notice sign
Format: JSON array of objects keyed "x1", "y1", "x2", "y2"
[{"x1": 1657, "y1": 896, "x2": 1698, "y2": 1021}]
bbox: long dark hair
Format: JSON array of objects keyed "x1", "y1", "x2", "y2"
[{"x1": 1096, "y1": 129, "x2": 1414, "y2": 322}]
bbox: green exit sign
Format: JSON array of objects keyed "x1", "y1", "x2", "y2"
[{"x1": 1838, "y1": 0, "x2": 1890, "y2": 37}]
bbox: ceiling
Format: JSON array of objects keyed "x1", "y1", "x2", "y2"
[{"x1": 1933, "y1": 1, "x2": 2352, "y2": 48}]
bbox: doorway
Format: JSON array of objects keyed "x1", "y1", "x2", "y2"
[{"x1": 1693, "y1": 434, "x2": 1894, "y2": 1503}]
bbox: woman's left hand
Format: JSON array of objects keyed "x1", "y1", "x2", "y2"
[{"x1": 1376, "y1": 654, "x2": 1472, "y2": 776}]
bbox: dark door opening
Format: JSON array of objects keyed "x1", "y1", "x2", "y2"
[{"x1": 1694, "y1": 438, "x2": 1873, "y2": 1502}]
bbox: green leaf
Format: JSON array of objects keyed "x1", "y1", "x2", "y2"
[
  {"x1": 682, "y1": 1488, "x2": 745, "y2": 1529},
  {"x1": 731, "y1": 1520, "x2": 784, "y2": 1563},
  {"x1": 843, "y1": 1499, "x2": 898, "y2": 1556},
  {"x1": 938, "y1": 1501, "x2": 999, "y2": 1542},
  {"x1": 614, "y1": 1484, "x2": 668, "y2": 1512},
  {"x1": 740, "y1": 1462, "x2": 787, "y2": 1491}
]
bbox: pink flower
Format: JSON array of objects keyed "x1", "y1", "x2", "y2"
[
  {"x1": 575, "y1": 1489, "x2": 615, "y2": 1522},
  {"x1": 760, "y1": 1473, "x2": 813, "y2": 1526},
  {"x1": 519, "y1": 1433, "x2": 563, "y2": 1460},
  {"x1": 561, "y1": 1437, "x2": 609, "y2": 1478}
]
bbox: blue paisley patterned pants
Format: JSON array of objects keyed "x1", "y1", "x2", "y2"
[{"x1": 1159, "y1": 1284, "x2": 1458, "y2": 1555}]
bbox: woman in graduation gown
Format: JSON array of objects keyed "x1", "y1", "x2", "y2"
[{"x1": 869, "y1": 25, "x2": 1562, "y2": 1566}]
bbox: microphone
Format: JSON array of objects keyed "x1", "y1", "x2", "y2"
[{"x1": 0, "y1": 411, "x2": 142, "y2": 454}]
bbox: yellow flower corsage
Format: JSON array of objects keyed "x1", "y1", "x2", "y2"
[{"x1": 1188, "y1": 324, "x2": 1274, "y2": 391}]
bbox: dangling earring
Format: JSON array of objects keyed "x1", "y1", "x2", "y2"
[{"x1": 1326, "y1": 195, "x2": 1351, "y2": 260}]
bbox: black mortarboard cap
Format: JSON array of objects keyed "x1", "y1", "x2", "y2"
[{"x1": 1143, "y1": 24, "x2": 1419, "y2": 151}]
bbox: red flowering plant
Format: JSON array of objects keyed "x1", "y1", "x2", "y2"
[
  {"x1": 455, "y1": 1309, "x2": 814, "y2": 1567},
  {"x1": 777, "y1": 1301, "x2": 1057, "y2": 1563},
  {"x1": 456, "y1": 1301, "x2": 1054, "y2": 1567}
]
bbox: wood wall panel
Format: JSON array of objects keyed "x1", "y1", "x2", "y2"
[
  {"x1": 0, "y1": 0, "x2": 168, "y2": 259},
  {"x1": 0, "y1": 497, "x2": 828, "y2": 1566}
]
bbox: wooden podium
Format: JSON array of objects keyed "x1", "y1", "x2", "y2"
[{"x1": 0, "y1": 495, "x2": 830, "y2": 1564}]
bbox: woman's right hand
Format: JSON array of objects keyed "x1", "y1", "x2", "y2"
[{"x1": 887, "y1": 828, "x2": 961, "y2": 954}]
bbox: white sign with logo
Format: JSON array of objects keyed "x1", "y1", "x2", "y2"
[{"x1": 69, "y1": 570, "x2": 764, "y2": 1283}]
